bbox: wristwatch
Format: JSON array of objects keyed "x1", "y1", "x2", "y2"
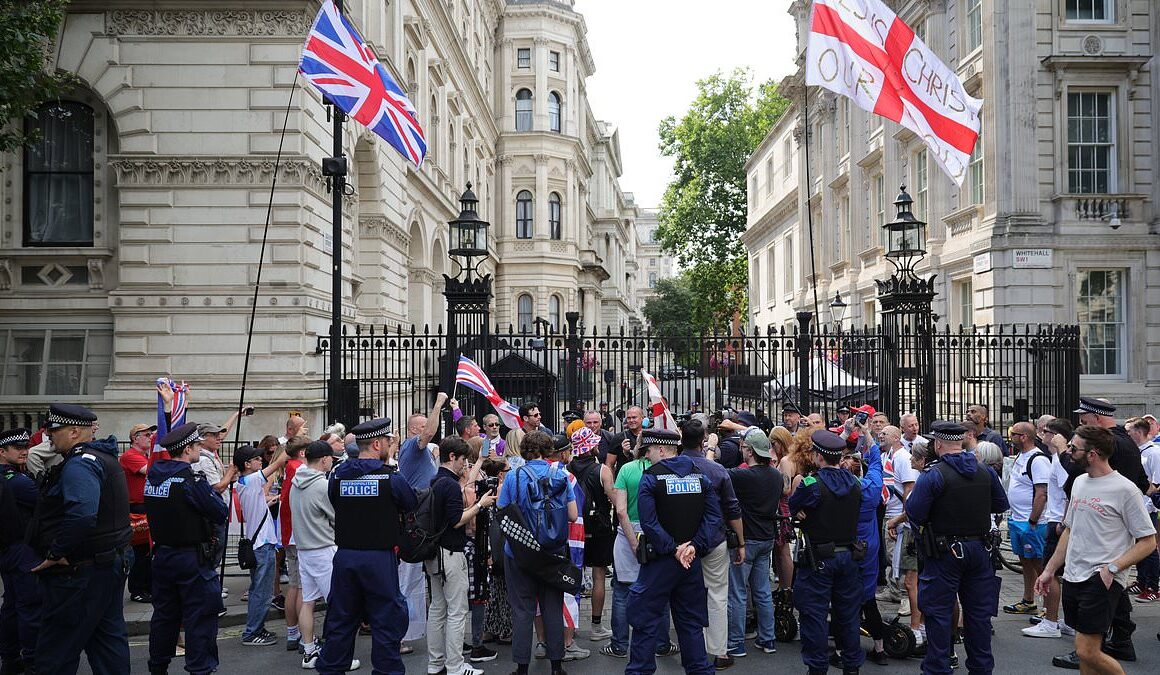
[{"x1": 1107, "y1": 562, "x2": 1120, "y2": 574}]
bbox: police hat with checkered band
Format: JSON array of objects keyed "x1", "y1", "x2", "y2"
[
  {"x1": 810, "y1": 430, "x2": 847, "y2": 459},
  {"x1": 640, "y1": 428, "x2": 681, "y2": 447},
  {"x1": 350, "y1": 417, "x2": 393, "y2": 440},
  {"x1": 159, "y1": 422, "x2": 203, "y2": 453},
  {"x1": 1073, "y1": 396, "x2": 1116, "y2": 417},
  {"x1": 45, "y1": 403, "x2": 97, "y2": 430},
  {"x1": 928, "y1": 420, "x2": 968, "y2": 442},
  {"x1": 0, "y1": 428, "x2": 31, "y2": 448}
]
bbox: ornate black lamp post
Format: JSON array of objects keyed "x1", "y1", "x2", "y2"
[
  {"x1": 875, "y1": 186, "x2": 937, "y2": 424},
  {"x1": 828, "y1": 290, "x2": 848, "y2": 330}
]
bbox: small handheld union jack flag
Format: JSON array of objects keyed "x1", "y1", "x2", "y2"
[{"x1": 300, "y1": 0, "x2": 426, "y2": 167}]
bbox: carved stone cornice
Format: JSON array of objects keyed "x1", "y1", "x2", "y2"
[
  {"x1": 534, "y1": 154, "x2": 550, "y2": 166},
  {"x1": 409, "y1": 268, "x2": 437, "y2": 284},
  {"x1": 105, "y1": 9, "x2": 311, "y2": 36},
  {"x1": 359, "y1": 214, "x2": 411, "y2": 249},
  {"x1": 109, "y1": 156, "x2": 324, "y2": 192}
]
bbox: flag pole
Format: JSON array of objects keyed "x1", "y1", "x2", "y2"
[
  {"x1": 800, "y1": 86, "x2": 823, "y2": 328},
  {"x1": 326, "y1": 0, "x2": 347, "y2": 426}
]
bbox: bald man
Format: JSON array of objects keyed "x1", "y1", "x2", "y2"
[{"x1": 1003, "y1": 421, "x2": 1051, "y2": 616}]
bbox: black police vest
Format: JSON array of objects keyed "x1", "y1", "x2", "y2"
[
  {"x1": 330, "y1": 467, "x2": 400, "y2": 550},
  {"x1": 32, "y1": 446, "x2": 131, "y2": 559},
  {"x1": 144, "y1": 466, "x2": 212, "y2": 547},
  {"x1": 928, "y1": 461, "x2": 993, "y2": 537},
  {"x1": 800, "y1": 476, "x2": 860, "y2": 546},
  {"x1": 645, "y1": 463, "x2": 706, "y2": 545}
]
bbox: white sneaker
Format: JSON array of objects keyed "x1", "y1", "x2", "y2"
[
  {"x1": 1023, "y1": 622, "x2": 1062, "y2": 639},
  {"x1": 348, "y1": 659, "x2": 361, "y2": 671},
  {"x1": 564, "y1": 642, "x2": 591, "y2": 661},
  {"x1": 457, "y1": 667, "x2": 483, "y2": 675},
  {"x1": 899, "y1": 596, "x2": 911, "y2": 617},
  {"x1": 302, "y1": 650, "x2": 319, "y2": 669},
  {"x1": 1059, "y1": 621, "x2": 1076, "y2": 637},
  {"x1": 589, "y1": 625, "x2": 613, "y2": 641}
]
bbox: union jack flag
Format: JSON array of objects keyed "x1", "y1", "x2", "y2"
[
  {"x1": 300, "y1": 0, "x2": 426, "y2": 167},
  {"x1": 455, "y1": 355, "x2": 523, "y2": 430},
  {"x1": 154, "y1": 377, "x2": 189, "y2": 464}
]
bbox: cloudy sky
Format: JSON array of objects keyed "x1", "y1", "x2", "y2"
[{"x1": 573, "y1": 0, "x2": 800, "y2": 208}]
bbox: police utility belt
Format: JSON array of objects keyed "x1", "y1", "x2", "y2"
[
  {"x1": 797, "y1": 532, "x2": 867, "y2": 571},
  {"x1": 917, "y1": 527, "x2": 989, "y2": 560},
  {"x1": 40, "y1": 546, "x2": 128, "y2": 574}
]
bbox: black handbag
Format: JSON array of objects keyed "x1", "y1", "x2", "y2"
[{"x1": 237, "y1": 507, "x2": 269, "y2": 571}]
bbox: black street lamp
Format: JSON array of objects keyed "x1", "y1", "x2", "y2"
[
  {"x1": 828, "y1": 290, "x2": 847, "y2": 329},
  {"x1": 883, "y1": 185, "x2": 928, "y2": 277},
  {"x1": 447, "y1": 182, "x2": 490, "y2": 279}
]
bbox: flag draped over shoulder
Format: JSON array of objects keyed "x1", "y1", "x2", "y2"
[
  {"x1": 300, "y1": 0, "x2": 426, "y2": 167},
  {"x1": 806, "y1": 0, "x2": 982, "y2": 185},
  {"x1": 455, "y1": 356, "x2": 523, "y2": 431},
  {"x1": 640, "y1": 369, "x2": 678, "y2": 431}
]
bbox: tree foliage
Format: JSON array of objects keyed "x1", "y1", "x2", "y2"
[
  {"x1": 656, "y1": 69, "x2": 789, "y2": 329},
  {"x1": 641, "y1": 274, "x2": 701, "y2": 361},
  {"x1": 0, "y1": 0, "x2": 74, "y2": 154}
]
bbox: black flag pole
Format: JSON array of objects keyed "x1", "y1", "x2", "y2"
[{"x1": 323, "y1": 0, "x2": 347, "y2": 425}]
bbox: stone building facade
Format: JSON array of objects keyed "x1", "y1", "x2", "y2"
[
  {"x1": 0, "y1": 0, "x2": 644, "y2": 433},
  {"x1": 633, "y1": 208, "x2": 678, "y2": 317},
  {"x1": 742, "y1": 0, "x2": 1159, "y2": 410}
]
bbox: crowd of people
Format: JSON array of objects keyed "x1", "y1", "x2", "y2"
[{"x1": 0, "y1": 391, "x2": 1158, "y2": 675}]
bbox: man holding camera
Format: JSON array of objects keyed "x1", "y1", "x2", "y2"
[{"x1": 627, "y1": 429, "x2": 721, "y2": 675}]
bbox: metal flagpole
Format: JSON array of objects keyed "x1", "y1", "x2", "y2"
[
  {"x1": 800, "y1": 87, "x2": 822, "y2": 326},
  {"x1": 325, "y1": 0, "x2": 348, "y2": 425}
]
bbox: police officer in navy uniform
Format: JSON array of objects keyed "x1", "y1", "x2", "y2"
[
  {"x1": 145, "y1": 422, "x2": 229, "y2": 675},
  {"x1": 905, "y1": 421, "x2": 1009, "y2": 675},
  {"x1": 318, "y1": 417, "x2": 418, "y2": 675},
  {"x1": 0, "y1": 428, "x2": 41, "y2": 675},
  {"x1": 28, "y1": 403, "x2": 131, "y2": 674},
  {"x1": 788, "y1": 429, "x2": 863, "y2": 675},
  {"x1": 627, "y1": 428, "x2": 720, "y2": 675}
]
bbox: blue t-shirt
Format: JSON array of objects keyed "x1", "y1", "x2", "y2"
[
  {"x1": 497, "y1": 459, "x2": 574, "y2": 558},
  {"x1": 398, "y1": 435, "x2": 436, "y2": 491}
]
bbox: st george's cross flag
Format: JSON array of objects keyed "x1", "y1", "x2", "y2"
[
  {"x1": 640, "y1": 369, "x2": 679, "y2": 431},
  {"x1": 300, "y1": 0, "x2": 427, "y2": 167},
  {"x1": 455, "y1": 355, "x2": 524, "y2": 430},
  {"x1": 806, "y1": 0, "x2": 982, "y2": 185}
]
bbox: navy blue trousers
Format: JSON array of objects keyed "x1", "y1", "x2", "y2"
[
  {"x1": 918, "y1": 541, "x2": 1000, "y2": 675},
  {"x1": 626, "y1": 556, "x2": 714, "y2": 675},
  {"x1": 147, "y1": 547, "x2": 220, "y2": 675},
  {"x1": 318, "y1": 549, "x2": 406, "y2": 675},
  {"x1": 794, "y1": 550, "x2": 863, "y2": 673},
  {"x1": 0, "y1": 544, "x2": 42, "y2": 669},
  {"x1": 34, "y1": 550, "x2": 130, "y2": 675}
]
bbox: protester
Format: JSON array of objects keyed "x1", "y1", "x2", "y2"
[
  {"x1": 279, "y1": 435, "x2": 308, "y2": 651},
  {"x1": 234, "y1": 443, "x2": 288, "y2": 646},
  {"x1": 566, "y1": 426, "x2": 616, "y2": 642},
  {"x1": 841, "y1": 427, "x2": 888, "y2": 665},
  {"x1": 966, "y1": 404, "x2": 1009, "y2": 453},
  {"x1": 1004, "y1": 421, "x2": 1051, "y2": 617},
  {"x1": 612, "y1": 406, "x2": 646, "y2": 473},
  {"x1": 1023, "y1": 417, "x2": 1074, "y2": 639},
  {"x1": 1125, "y1": 417, "x2": 1160, "y2": 601},
  {"x1": 289, "y1": 441, "x2": 339, "y2": 668},
  {"x1": 122, "y1": 422, "x2": 157, "y2": 603}
]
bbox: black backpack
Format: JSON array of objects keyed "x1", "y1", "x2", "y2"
[
  {"x1": 575, "y1": 460, "x2": 613, "y2": 537},
  {"x1": 1023, "y1": 450, "x2": 1052, "y2": 483},
  {"x1": 0, "y1": 471, "x2": 20, "y2": 549},
  {"x1": 397, "y1": 485, "x2": 447, "y2": 563}
]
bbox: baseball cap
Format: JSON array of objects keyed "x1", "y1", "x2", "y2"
[
  {"x1": 129, "y1": 423, "x2": 158, "y2": 437},
  {"x1": 740, "y1": 427, "x2": 772, "y2": 458},
  {"x1": 304, "y1": 440, "x2": 333, "y2": 461},
  {"x1": 232, "y1": 445, "x2": 263, "y2": 470}
]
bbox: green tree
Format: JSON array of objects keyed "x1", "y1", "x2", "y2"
[
  {"x1": 656, "y1": 69, "x2": 789, "y2": 329},
  {"x1": 0, "y1": 0, "x2": 73, "y2": 153},
  {"x1": 642, "y1": 274, "x2": 700, "y2": 362}
]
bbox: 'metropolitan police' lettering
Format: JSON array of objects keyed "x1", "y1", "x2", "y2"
[
  {"x1": 144, "y1": 476, "x2": 185, "y2": 498},
  {"x1": 664, "y1": 476, "x2": 702, "y2": 495},
  {"x1": 340, "y1": 480, "x2": 380, "y2": 497}
]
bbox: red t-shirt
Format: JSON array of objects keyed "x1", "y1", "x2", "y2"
[
  {"x1": 120, "y1": 449, "x2": 150, "y2": 504},
  {"x1": 279, "y1": 459, "x2": 303, "y2": 546}
]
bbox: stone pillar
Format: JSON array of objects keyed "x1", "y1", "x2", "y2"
[
  {"x1": 565, "y1": 159, "x2": 576, "y2": 241},
  {"x1": 408, "y1": 268, "x2": 434, "y2": 327},
  {"x1": 534, "y1": 37, "x2": 549, "y2": 129},
  {"x1": 500, "y1": 39, "x2": 513, "y2": 130},
  {"x1": 535, "y1": 154, "x2": 549, "y2": 239},
  {"x1": 499, "y1": 154, "x2": 513, "y2": 237}
]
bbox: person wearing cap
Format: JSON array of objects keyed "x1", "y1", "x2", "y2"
[
  {"x1": 781, "y1": 403, "x2": 805, "y2": 431},
  {"x1": 290, "y1": 441, "x2": 340, "y2": 668},
  {"x1": 145, "y1": 422, "x2": 229, "y2": 675},
  {"x1": 714, "y1": 410, "x2": 755, "y2": 470},
  {"x1": 1003, "y1": 421, "x2": 1052, "y2": 617},
  {"x1": 1122, "y1": 417, "x2": 1159, "y2": 604},
  {"x1": 905, "y1": 421, "x2": 1009, "y2": 675},
  {"x1": 318, "y1": 417, "x2": 416, "y2": 674},
  {"x1": 28, "y1": 404, "x2": 131, "y2": 674},
  {"x1": 787, "y1": 430, "x2": 864, "y2": 675},
  {"x1": 233, "y1": 440, "x2": 289, "y2": 647},
  {"x1": 725, "y1": 427, "x2": 784, "y2": 658},
  {"x1": 627, "y1": 428, "x2": 721, "y2": 675},
  {"x1": 839, "y1": 426, "x2": 889, "y2": 664},
  {"x1": 538, "y1": 433, "x2": 590, "y2": 662},
  {"x1": 0, "y1": 428, "x2": 42, "y2": 674},
  {"x1": 567, "y1": 426, "x2": 616, "y2": 642},
  {"x1": 122, "y1": 422, "x2": 157, "y2": 603}
]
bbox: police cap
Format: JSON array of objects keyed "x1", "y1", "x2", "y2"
[
  {"x1": 1073, "y1": 396, "x2": 1115, "y2": 417},
  {"x1": 159, "y1": 422, "x2": 202, "y2": 452},
  {"x1": 304, "y1": 440, "x2": 333, "y2": 461},
  {"x1": 45, "y1": 403, "x2": 97, "y2": 430},
  {"x1": 929, "y1": 420, "x2": 968, "y2": 442},
  {"x1": 350, "y1": 417, "x2": 393, "y2": 440},
  {"x1": 561, "y1": 410, "x2": 581, "y2": 424},
  {"x1": 0, "y1": 428, "x2": 31, "y2": 448},
  {"x1": 551, "y1": 433, "x2": 572, "y2": 453},
  {"x1": 810, "y1": 430, "x2": 846, "y2": 459},
  {"x1": 640, "y1": 428, "x2": 680, "y2": 447}
]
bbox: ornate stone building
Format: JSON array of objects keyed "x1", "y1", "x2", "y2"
[
  {"x1": 742, "y1": 0, "x2": 1159, "y2": 411},
  {"x1": 633, "y1": 208, "x2": 678, "y2": 318},
  {"x1": 0, "y1": 0, "x2": 644, "y2": 433}
]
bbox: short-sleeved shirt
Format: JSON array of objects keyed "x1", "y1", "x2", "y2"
[
  {"x1": 1044, "y1": 453, "x2": 1070, "y2": 524},
  {"x1": 1062, "y1": 470, "x2": 1157, "y2": 585},
  {"x1": 885, "y1": 447, "x2": 916, "y2": 518},
  {"x1": 613, "y1": 457, "x2": 650, "y2": 523},
  {"x1": 119, "y1": 449, "x2": 149, "y2": 504},
  {"x1": 191, "y1": 450, "x2": 226, "y2": 502},
  {"x1": 1141, "y1": 442, "x2": 1160, "y2": 487},
  {"x1": 398, "y1": 435, "x2": 437, "y2": 491},
  {"x1": 279, "y1": 459, "x2": 302, "y2": 546},
  {"x1": 238, "y1": 471, "x2": 279, "y2": 547},
  {"x1": 1008, "y1": 448, "x2": 1051, "y2": 522},
  {"x1": 728, "y1": 464, "x2": 784, "y2": 541}
]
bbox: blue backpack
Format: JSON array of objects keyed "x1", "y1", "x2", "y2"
[{"x1": 516, "y1": 464, "x2": 568, "y2": 553}]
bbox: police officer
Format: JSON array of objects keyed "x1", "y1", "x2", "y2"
[
  {"x1": 144, "y1": 422, "x2": 229, "y2": 675},
  {"x1": 0, "y1": 428, "x2": 41, "y2": 675},
  {"x1": 318, "y1": 417, "x2": 417, "y2": 675},
  {"x1": 905, "y1": 421, "x2": 1009, "y2": 675},
  {"x1": 788, "y1": 430, "x2": 863, "y2": 675},
  {"x1": 29, "y1": 403, "x2": 131, "y2": 674},
  {"x1": 627, "y1": 428, "x2": 720, "y2": 675}
]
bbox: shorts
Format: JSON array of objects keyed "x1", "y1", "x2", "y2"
[
  {"x1": 1008, "y1": 520, "x2": 1047, "y2": 560},
  {"x1": 1043, "y1": 523, "x2": 1063, "y2": 576},
  {"x1": 298, "y1": 545, "x2": 337, "y2": 602},
  {"x1": 585, "y1": 530, "x2": 615, "y2": 568},
  {"x1": 899, "y1": 527, "x2": 918, "y2": 572},
  {"x1": 1062, "y1": 574, "x2": 1123, "y2": 636},
  {"x1": 284, "y1": 545, "x2": 300, "y2": 587}
]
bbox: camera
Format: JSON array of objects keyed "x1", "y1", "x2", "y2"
[
  {"x1": 476, "y1": 475, "x2": 499, "y2": 496},
  {"x1": 243, "y1": 406, "x2": 255, "y2": 416}
]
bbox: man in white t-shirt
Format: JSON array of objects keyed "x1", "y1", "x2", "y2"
[
  {"x1": 877, "y1": 426, "x2": 906, "y2": 601},
  {"x1": 899, "y1": 414, "x2": 919, "y2": 450},
  {"x1": 1023, "y1": 416, "x2": 1073, "y2": 638},
  {"x1": 234, "y1": 445, "x2": 288, "y2": 646},
  {"x1": 1036, "y1": 426, "x2": 1156, "y2": 673},
  {"x1": 1126, "y1": 417, "x2": 1160, "y2": 601},
  {"x1": 1004, "y1": 421, "x2": 1051, "y2": 616},
  {"x1": 885, "y1": 428, "x2": 922, "y2": 634}
]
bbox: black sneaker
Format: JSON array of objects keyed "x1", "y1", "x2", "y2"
[
  {"x1": 1102, "y1": 640, "x2": 1136, "y2": 661},
  {"x1": 867, "y1": 649, "x2": 889, "y2": 665},
  {"x1": 470, "y1": 646, "x2": 498, "y2": 663},
  {"x1": 1051, "y1": 651, "x2": 1081, "y2": 670},
  {"x1": 714, "y1": 655, "x2": 735, "y2": 670},
  {"x1": 130, "y1": 592, "x2": 153, "y2": 603},
  {"x1": 241, "y1": 632, "x2": 277, "y2": 647},
  {"x1": 270, "y1": 595, "x2": 286, "y2": 611},
  {"x1": 655, "y1": 643, "x2": 679, "y2": 657},
  {"x1": 286, "y1": 638, "x2": 300, "y2": 652}
]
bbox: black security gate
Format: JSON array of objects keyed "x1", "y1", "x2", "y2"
[{"x1": 317, "y1": 318, "x2": 1081, "y2": 438}]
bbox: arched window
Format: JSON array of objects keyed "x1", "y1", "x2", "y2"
[
  {"x1": 515, "y1": 89, "x2": 533, "y2": 131},
  {"x1": 429, "y1": 94, "x2": 439, "y2": 160},
  {"x1": 517, "y1": 294, "x2": 533, "y2": 333},
  {"x1": 548, "y1": 92, "x2": 562, "y2": 133},
  {"x1": 549, "y1": 295, "x2": 562, "y2": 332},
  {"x1": 548, "y1": 192, "x2": 562, "y2": 240},
  {"x1": 24, "y1": 101, "x2": 94, "y2": 246},
  {"x1": 516, "y1": 190, "x2": 533, "y2": 238}
]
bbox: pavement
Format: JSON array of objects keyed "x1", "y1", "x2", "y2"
[{"x1": 79, "y1": 562, "x2": 1160, "y2": 674}]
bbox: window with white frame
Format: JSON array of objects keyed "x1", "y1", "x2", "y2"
[
  {"x1": 875, "y1": 174, "x2": 886, "y2": 247},
  {"x1": 548, "y1": 92, "x2": 562, "y2": 133},
  {"x1": 516, "y1": 190, "x2": 533, "y2": 238},
  {"x1": 517, "y1": 47, "x2": 531, "y2": 69},
  {"x1": 752, "y1": 256, "x2": 762, "y2": 304},
  {"x1": 765, "y1": 158, "x2": 774, "y2": 195},
  {"x1": 782, "y1": 139, "x2": 792, "y2": 182},
  {"x1": 0, "y1": 327, "x2": 112, "y2": 396},
  {"x1": 517, "y1": 294, "x2": 534, "y2": 333},
  {"x1": 1066, "y1": 0, "x2": 1112, "y2": 22},
  {"x1": 837, "y1": 101, "x2": 848, "y2": 157},
  {"x1": 1077, "y1": 269, "x2": 1124, "y2": 376},
  {"x1": 549, "y1": 50, "x2": 560, "y2": 72},
  {"x1": 954, "y1": 279, "x2": 974, "y2": 327},
  {"x1": 648, "y1": 272, "x2": 657, "y2": 288},
  {"x1": 515, "y1": 89, "x2": 533, "y2": 131},
  {"x1": 783, "y1": 235, "x2": 794, "y2": 294},
  {"x1": 767, "y1": 249, "x2": 776, "y2": 305},
  {"x1": 548, "y1": 192, "x2": 562, "y2": 240},
  {"x1": 1067, "y1": 91, "x2": 1115, "y2": 194},
  {"x1": 966, "y1": 0, "x2": 982, "y2": 53},
  {"x1": 914, "y1": 149, "x2": 928, "y2": 222},
  {"x1": 841, "y1": 195, "x2": 852, "y2": 259},
  {"x1": 549, "y1": 295, "x2": 562, "y2": 331},
  {"x1": 969, "y1": 123, "x2": 984, "y2": 204}
]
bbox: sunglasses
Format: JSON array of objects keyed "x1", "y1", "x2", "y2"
[
  {"x1": 485, "y1": 423, "x2": 500, "y2": 428},
  {"x1": 1066, "y1": 443, "x2": 1087, "y2": 453}
]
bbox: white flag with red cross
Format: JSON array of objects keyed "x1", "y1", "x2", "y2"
[
  {"x1": 640, "y1": 369, "x2": 679, "y2": 431},
  {"x1": 806, "y1": 0, "x2": 982, "y2": 185}
]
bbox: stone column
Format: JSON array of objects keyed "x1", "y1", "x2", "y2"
[
  {"x1": 534, "y1": 37, "x2": 549, "y2": 129},
  {"x1": 535, "y1": 154, "x2": 549, "y2": 239},
  {"x1": 408, "y1": 268, "x2": 435, "y2": 327},
  {"x1": 500, "y1": 39, "x2": 513, "y2": 130},
  {"x1": 565, "y1": 159, "x2": 576, "y2": 241},
  {"x1": 499, "y1": 155, "x2": 513, "y2": 238}
]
